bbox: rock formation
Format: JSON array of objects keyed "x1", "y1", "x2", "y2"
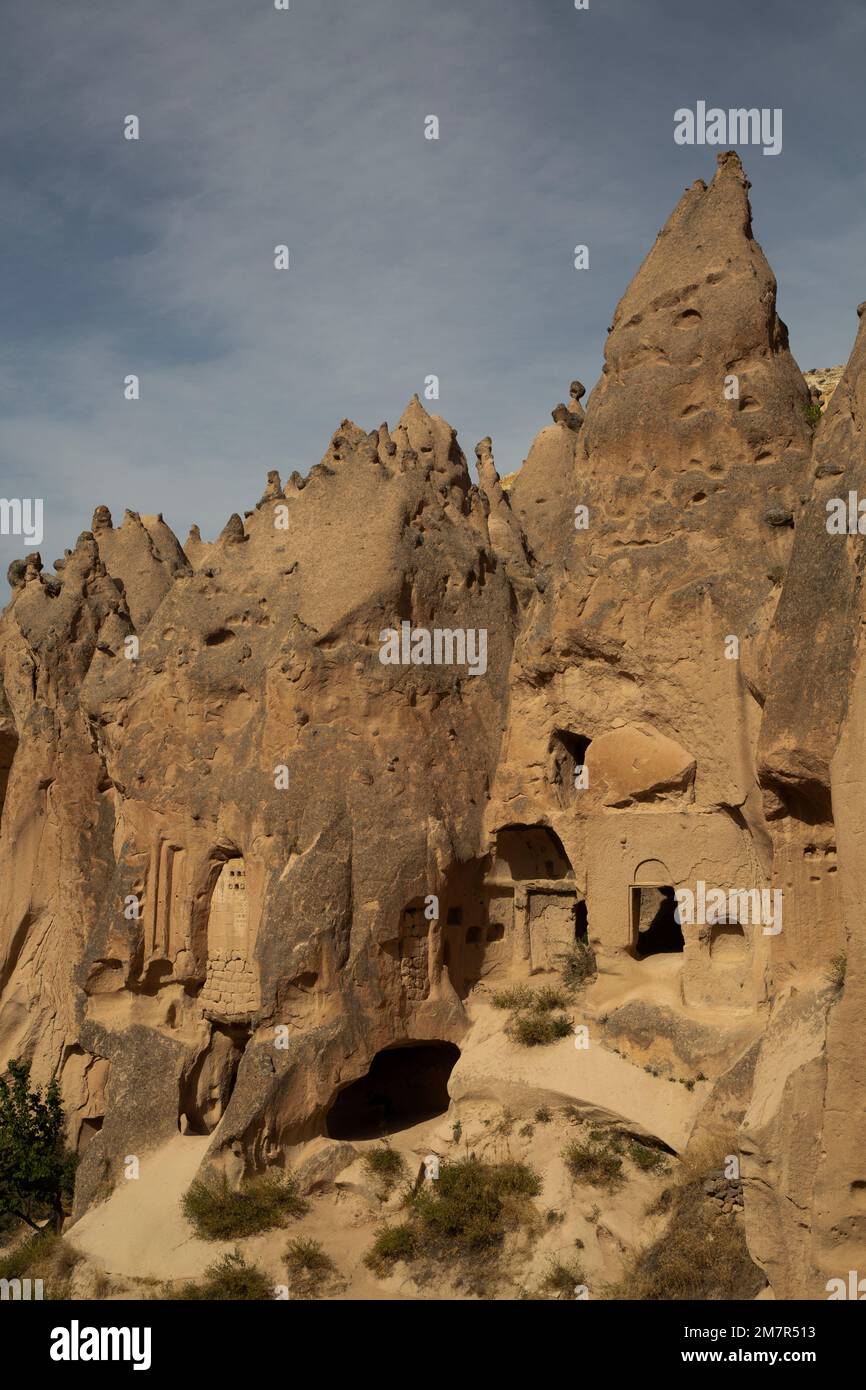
[{"x1": 0, "y1": 153, "x2": 862, "y2": 1299}]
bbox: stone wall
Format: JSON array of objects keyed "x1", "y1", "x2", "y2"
[
  {"x1": 200, "y1": 860, "x2": 259, "y2": 1018},
  {"x1": 199, "y1": 948, "x2": 258, "y2": 1020}
]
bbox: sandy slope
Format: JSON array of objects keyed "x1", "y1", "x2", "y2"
[{"x1": 66, "y1": 1134, "x2": 227, "y2": 1280}]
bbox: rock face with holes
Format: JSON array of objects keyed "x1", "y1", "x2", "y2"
[
  {"x1": 0, "y1": 395, "x2": 523, "y2": 1215},
  {"x1": 483, "y1": 151, "x2": 812, "y2": 1028},
  {"x1": 0, "y1": 153, "x2": 864, "y2": 1300}
]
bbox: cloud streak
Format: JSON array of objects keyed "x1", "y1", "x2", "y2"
[{"x1": 1, "y1": 0, "x2": 864, "y2": 573}]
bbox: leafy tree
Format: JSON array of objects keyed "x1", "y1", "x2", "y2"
[{"x1": 0, "y1": 1059, "x2": 76, "y2": 1232}]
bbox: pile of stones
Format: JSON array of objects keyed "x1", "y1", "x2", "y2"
[{"x1": 703, "y1": 1172, "x2": 744, "y2": 1216}]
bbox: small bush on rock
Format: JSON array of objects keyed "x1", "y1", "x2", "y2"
[
  {"x1": 182, "y1": 1171, "x2": 307, "y2": 1240},
  {"x1": 170, "y1": 1249, "x2": 274, "y2": 1301}
]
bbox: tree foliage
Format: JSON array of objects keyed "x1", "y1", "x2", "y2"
[{"x1": 0, "y1": 1059, "x2": 76, "y2": 1231}]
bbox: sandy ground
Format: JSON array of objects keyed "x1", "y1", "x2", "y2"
[
  {"x1": 452, "y1": 986, "x2": 709, "y2": 1153},
  {"x1": 66, "y1": 1134, "x2": 223, "y2": 1280},
  {"x1": 66, "y1": 1100, "x2": 673, "y2": 1300},
  {"x1": 64, "y1": 970, "x2": 705, "y2": 1298}
]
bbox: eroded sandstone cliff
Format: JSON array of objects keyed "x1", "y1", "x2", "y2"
[{"x1": 0, "y1": 152, "x2": 861, "y2": 1298}]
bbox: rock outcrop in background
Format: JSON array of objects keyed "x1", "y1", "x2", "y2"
[{"x1": 0, "y1": 153, "x2": 862, "y2": 1298}]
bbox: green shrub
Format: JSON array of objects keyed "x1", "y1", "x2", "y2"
[
  {"x1": 363, "y1": 1223, "x2": 417, "y2": 1274},
  {"x1": 557, "y1": 943, "x2": 597, "y2": 988},
  {"x1": 0, "y1": 1233, "x2": 43, "y2": 1283},
  {"x1": 491, "y1": 985, "x2": 536, "y2": 1011},
  {"x1": 412, "y1": 1158, "x2": 542, "y2": 1253},
  {"x1": 170, "y1": 1250, "x2": 274, "y2": 1301},
  {"x1": 829, "y1": 953, "x2": 846, "y2": 989},
  {"x1": 534, "y1": 1106, "x2": 552, "y2": 1124},
  {"x1": 364, "y1": 1158, "x2": 542, "y2": 1276},
  {"x1": 494, "y1": 983, "x2": 575, "y2": 1047},
  {"x1": 285, "y1": 1237, "x2": 336, "y2": 1297},
  {"x1": 493, "y1": 984, "x2": 570, "y2": 1013},
  {"x1": 489, "y1": 1160, "x2": 543, "y2": 1198},
  {"x1": 0, "y1": 1231, "x2": 81, "y2": 1297},
  {"x1": 540, "y1": 1257, "x2": 585, "y2": 1300},
  {"x1": 629, "y1": 1140, "x2": 665, "y2": 1172},
  {"x1": 182, "y1": 1171, "x2": 307, "y2": 1240},
  {"x1": 363, "y1": 1145, "x2": 406, "y2": 1196},
  {"x1": 508, "y1": 1011, "x2": 572, "y2": 1046},
  {"x1": 563, "y1": 1139, "x2": 623, "y2": 1188},
  {"x1": 588, "y1": 1124, "x2": 624, "y2": 1152},
  {"x1": 530, "y1": 984, "x2": 571, "y2": 1011}
]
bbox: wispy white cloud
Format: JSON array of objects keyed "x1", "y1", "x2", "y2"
[{"x1": 1, "y1": 0, "x2": 864, "y2": 574}]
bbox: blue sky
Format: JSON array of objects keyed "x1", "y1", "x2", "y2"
[{"x1": 1, "y1": 0, "x2": 864, "y2": 575}]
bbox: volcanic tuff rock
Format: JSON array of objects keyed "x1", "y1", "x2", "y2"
[
  {"x1": 804, "y1": 365, "x2": 844, "y2": 412},
  {"x1": 0, "y1": 153, "x2": 862, "y2": 1298}
]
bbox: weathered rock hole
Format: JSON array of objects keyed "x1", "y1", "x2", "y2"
[
  {"x1": 325, "y1": 1041, "x2": 460, "y2": 1140},
  {"x1": 84, "y1": 959, "x2": 126, "y2": 994},
  {"x1": 550, "y1": 730, "x2": 592, "y2": 802},
  {"x1": 709, "y1": 922, "x2": 748, "y2": 962},
  {"x1": 494, "y1": 824, "x2": 574, "y2": 881},
  {"x1": 204, "y1": 628, "x2": 236, "y2": 646}
]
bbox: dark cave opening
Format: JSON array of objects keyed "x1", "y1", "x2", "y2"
[
  {"x1": 554, "y1": 729, "x2": 592, "y2": 765},
  {"x1": 551, "y1": 729, "x2": 592, "y2": 799},
  {"x1": 631, "y1": 885, "x2": 684, "y2": 958},
  {"x1": 325, "y1": 1041, "x2": 460, "y2": 1141},
  {"x1": 575, "y1": 898, "x2": 589, "y2": 943}
]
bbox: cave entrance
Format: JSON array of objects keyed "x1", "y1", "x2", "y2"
[
  {"x1": 630, "y1": 885, "x2": 684, "y2": 958},
  {"x1": 551, "y1": 729, "x2": 592, "y2": 801},
  {"x1": 575, "y1": 898, "x2": 589, "y2": 943},
  {"x1": 325, "y1": 1041, "x2": 460, "y2": 1141},
  {"x1": 491, "y1": 824, "x2": 574, "y2": 881}
]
